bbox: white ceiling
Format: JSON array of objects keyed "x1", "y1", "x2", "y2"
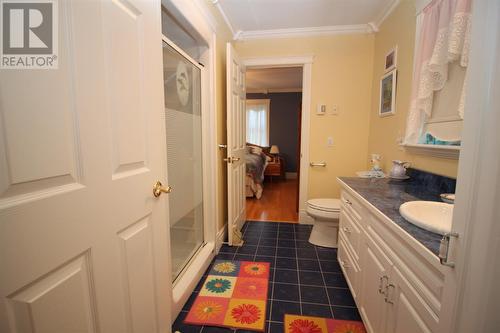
[
  {"x1": 246, "y1": 67, "x2": 303, "y2": 93},
  {"x1": 214, "y1": 0, "x2": 399, "y2": 39}
]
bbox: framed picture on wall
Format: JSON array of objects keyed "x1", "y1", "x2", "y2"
[
  {"x1": 379, "y1": 69, "x2": 397, "y2": 117},
  {"x1": 384, "y1": 46, "x2": 397, "y2": 72}
]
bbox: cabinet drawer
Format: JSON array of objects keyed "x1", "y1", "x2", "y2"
[
  {"x1": 339, "y1": 210, "x2": 362, "y2": 261},
  {"x1": 341, "y1": 190, "x2": 364, "y2": 223},
  {"x1": 338, "y1": 233, "x2": 360, "y2": 301},
  {"x1": 265, "y1": 163, "x2": 281, "y2": 176}
]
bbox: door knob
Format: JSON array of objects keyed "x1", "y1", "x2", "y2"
[
  {"x1": 224, "y1": 157, "x2": 241, "y2": 163},
  {"x1": 153, "y1": 181, "x2": 172, "y2": 197}
]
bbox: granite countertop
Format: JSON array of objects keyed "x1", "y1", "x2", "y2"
[{"x1": 338, "y1": 177, "x2": 443, "y2": 256}]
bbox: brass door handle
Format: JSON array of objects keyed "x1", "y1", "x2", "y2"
[
  {"x1": 224, "y1": 157, "x2": 241, "y2": 163},
  {"x1": 153, "y1": 181, "x2": 172, "y2": 197}
]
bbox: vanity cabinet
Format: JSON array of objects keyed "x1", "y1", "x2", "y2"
[
  {"x1": 357, "y1": 232, "x2": 392, "y2": 333},
  {"x1": 338, "y1": 184, "x2": 444, "y2": 333},
  {"x1": 385, "y1": 266, "x2": 435, "y2": 333}
]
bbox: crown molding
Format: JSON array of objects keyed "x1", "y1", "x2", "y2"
[
  {"x1": 212, "y1": 0, "x2": 400, "y2": 40},
  {"x1": 372, "y1": 0, "x2": 401, "y2": 31},
  {"x1": 211, "y1": 0, "x2": 239, "y2": 39},
  {"x1": 236, "y1": 24, "x2": 374, "y2": 40},
  {"x1": 368, "y1": 22, "x2": 379, "y2": 33}
]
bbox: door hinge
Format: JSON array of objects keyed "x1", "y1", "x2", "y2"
[{"x1": 439, "y1": 232, "x2": 459, "y2": 267}]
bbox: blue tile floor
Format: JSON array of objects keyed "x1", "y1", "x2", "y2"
[{"x1": 172, "y1": 221, "x2": 361, "y2": 333}]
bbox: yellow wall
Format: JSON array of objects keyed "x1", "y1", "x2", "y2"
[
  {"x1": 235, "y1": 35, "x2": 375, "y2": 199},
  {"x1": 209, "y1": 0, "x2": 458, "y2": 229},
  {"x1": 205, "y1": 3, "x2": 232, "y2": 230},
  {"x1": 367, "y1": 0, "x2": 459, "y2": 177}
]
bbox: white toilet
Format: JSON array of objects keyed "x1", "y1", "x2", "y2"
[{"x1": 306, "y1": 198, "x2": 341, "y2": 248}]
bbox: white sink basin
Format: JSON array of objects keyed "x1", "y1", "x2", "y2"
[{"x1": 399, "y1": 201, "x2": 453, "y2": 235}]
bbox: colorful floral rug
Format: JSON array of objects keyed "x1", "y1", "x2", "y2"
[
  {"x1": 284, "y1": 314, "x2": 367, "y2": 333},
  {"x1": 185, "y1": 260, "x2": 270, "y2": 332}
]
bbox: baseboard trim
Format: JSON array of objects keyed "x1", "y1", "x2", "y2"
[
  {"x1": 216, "y1": 224, "x2": 227, "y2": 253},
  {"x1": 299, "y1": 210, "x2": 314, "y2": 225}
]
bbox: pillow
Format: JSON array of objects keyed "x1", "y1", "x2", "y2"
[{"x1": 251, "y1": 146, "x2": 263, "y2": 155}]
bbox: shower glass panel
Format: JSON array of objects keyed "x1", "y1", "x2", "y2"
[{"x1": 162, "y1": 41, "x2": 204, "y2": 281}]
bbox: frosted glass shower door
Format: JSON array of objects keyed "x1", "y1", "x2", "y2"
[{"x1": 162, "y1": 40, "x2": 204, "y2": 281}]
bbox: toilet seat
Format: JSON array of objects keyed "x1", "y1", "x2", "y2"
[{"x1": 307, "y1": 198, "x2": 341, "y2": 212}]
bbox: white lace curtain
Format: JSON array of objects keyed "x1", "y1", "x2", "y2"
[
  {"x1": 246, "y1": 100, "x2": 270, "y2": 147},
  {"x1": 405, "y1": 0, "x2": 472, "y2": 143}
]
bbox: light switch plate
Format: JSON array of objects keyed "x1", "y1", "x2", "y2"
[
  {"x1": 327, "y1": 137, "x2": 334, "y2": 147},
  {"x1": 331, "y1": 104, "x2": 339, "y2": 115},
  {"x1": 317, "y1": 104, "x2": 326, "y2": 115}
]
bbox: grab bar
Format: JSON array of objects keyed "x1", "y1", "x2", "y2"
[{"x1": 310, "y1": 161, "x2": 327, "y2": 167}]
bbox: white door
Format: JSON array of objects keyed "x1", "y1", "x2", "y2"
[
  {"x1": 226, "y1": 43, "x2": 246, "y2": 246},
  {"x1": 0, "y1": 1, "x2": 171, "y2": 332},
  {"x1": 385, "y1": 267, "x2": 436, "y2": 333}
]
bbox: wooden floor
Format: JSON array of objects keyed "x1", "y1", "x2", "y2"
[{"x1": 246, "y1": 178, "x2": 298, "y2": 222}]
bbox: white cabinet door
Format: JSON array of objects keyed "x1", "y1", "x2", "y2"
[
  {"x1": 385, "y1": 267, "x2": 437, "y2": 333},
  {"x1": 359, "y1": 232, "x2": 392, "y2": 333},
  {"x1": 226, "y1": 43, "x2": 246, "y2": 246},
  {"x1": 0, "y1": 1, "x2": 171, "y2": 332},
  {"x1": 338, "y1": 233, "x2": 361, "y2": 301}
]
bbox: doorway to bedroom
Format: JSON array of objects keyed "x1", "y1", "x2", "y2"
[{"x1": 244, "y1": 67, "x2": 303, "y2": 223}]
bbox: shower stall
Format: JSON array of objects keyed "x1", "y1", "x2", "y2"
[
  {"x1": 161, "y1": 1, "x2": 217, "y2": 320},
  {"x1": 163, "y1": 41, "x2": 205, "y2": 281}
]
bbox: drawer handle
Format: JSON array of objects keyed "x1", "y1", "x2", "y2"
[
  {"x1": 339, "y1": 259, "x2": 350, "y2": 269},
  {"x1": 384, "y1": 283, "x2": 395, "y2": 304},
  {"x1": 342, "y1": 227, "x2": 351, "y2": 234},
  {"x1": 344, "y1": 199, "x2": 352, "y2": 206},
  {"x1": 378, "y1": 275, "x2": 388, "y2": 294}
]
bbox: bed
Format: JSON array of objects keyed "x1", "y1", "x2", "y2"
[{"x1": 245, "y1": 144, "x2": 271, "y2": 199}]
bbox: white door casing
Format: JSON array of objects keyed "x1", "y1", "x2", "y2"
[
  {"x1": 0, "y1": 1, "x2": 171, "y2": 332},
  {"x1": 438, "y1": 0, "x2": 500, "y2": 331},
  {"x1": 226, "y1": 43, "x2": 246, "y2": 246},
  {"x1": 241, "y1": 55, "x2": 313, "y2": 224}
]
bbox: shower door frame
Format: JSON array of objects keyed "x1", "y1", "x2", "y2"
[
  {"x1": 162, "y1": 35, "x2": 207, "y2": 283},
  {"x1": 160, "y1": 0, "x2": 218, "y2": 322}
]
